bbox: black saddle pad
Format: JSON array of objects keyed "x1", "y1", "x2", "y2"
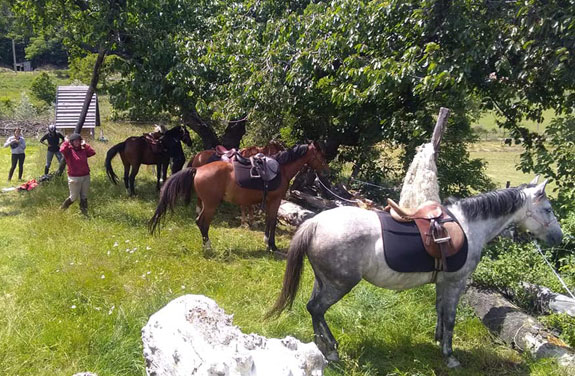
[
  {"x1": 207, "y1": 153, "x2": 221, "y2": 164},
  {"x1": 233, "y1": 161, "x2": 281, "y2": 191},
  {"x1": 376, "y1": 211, "x2": 468, "y2": 273}
]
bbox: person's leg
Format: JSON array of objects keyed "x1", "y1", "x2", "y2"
[
  {"x1": 8, "y1": 154, "x2": 17, "y2": 181},
  {"x1": 45, "y1": 151, "x2": 54, "y2": 175},
  {"x1": 79, "y1": 175, "x2": 90, "y2": 215},
  {"x1": 17, "y1": 154, "x2": 25, "y2": 180},
  {"x1": 62, "y1": 176, "x2": 80, "y2": 210}
]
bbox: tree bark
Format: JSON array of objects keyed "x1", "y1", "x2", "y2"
[
  {"x1": 464, "y1": 286, "x2": 575, "y2": 370},
  {"x1": 75, "y1": 47, "x2": 106, "y2": 134},
  {"x1": 181, "y1": 107, "x2": 220, "y2": 149},
  {"x1": 431, "y1": 107, "x2": 450, "y2": 160}
]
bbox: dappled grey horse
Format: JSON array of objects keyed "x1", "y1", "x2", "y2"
[{"x1": 269, "y1": 178, "x2": 563, "y2": 368}]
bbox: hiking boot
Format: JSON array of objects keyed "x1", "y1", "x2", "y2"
[
  {"x1": 60, "y1": 198, "x2": 73, "y2": 210},
  {"x1": 80, "y1": 199, "x2": 88, "y2": 216},
  {"x1": 44, "y1": 166, "x2": 50, "y2": 175}
]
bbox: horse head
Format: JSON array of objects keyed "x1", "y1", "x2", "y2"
[
  {"x1": 307, "y1": 141, "x2": 329, "y2": 173},
  {"x1": 180, "y1": 126, "x2": 193, "y2": 147},
  {"x1": 518, "y1": 177, "x2": 563, "y2": 246}
]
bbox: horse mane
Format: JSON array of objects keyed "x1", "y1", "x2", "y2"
[
  {"x1": 448, "y1": 185, "x2": 534, "y2": 220},
  {"x1": 164, "y1": 126, "x2": 181, "y2": 137},
  {"x1": 274, "y1": 144, "x2": 309, "y2": 165}
]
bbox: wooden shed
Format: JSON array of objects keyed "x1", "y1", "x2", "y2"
[{"x1": 55, "y1": 86, "x2": 100, "y2": 137}]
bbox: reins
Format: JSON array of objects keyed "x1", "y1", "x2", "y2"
[{"x1": 532, "y1": 240, "x2": 575, "y2": 299}]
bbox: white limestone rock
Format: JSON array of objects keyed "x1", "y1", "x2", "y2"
[{"x1": 142, "y1": 294, "x2": 326, "y2": 376}]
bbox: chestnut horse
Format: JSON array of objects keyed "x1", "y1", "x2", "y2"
[
  {"x1": 105, "y1": 126, "x2": 192, "y2": 195},
  {"x1": 189, "y1": 140, "x2": 286, "y2": 226},
  {"x1": 149, "y1": 142, "x2": 328, "y2": 253},
  {"x1": 188, "y1": 140, "x2": 285, "y2": 168}
]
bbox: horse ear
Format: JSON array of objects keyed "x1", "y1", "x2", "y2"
[
  {"x1": 535, "y1": 179, "x2": 548, "y2": 198},
  {"x1": 530, "y1": 175, "x2": 540, "y2": 185}
]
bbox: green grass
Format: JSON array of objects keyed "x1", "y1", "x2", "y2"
[
  {"x1": 471, "y1": 108, "x2": 555, "y2": 135},
  {"x1": 0, "y1": 124, "x2": 568, "y2": 376},
  {"x1": 0, "y1": 70, "x2": 71, "y2": 104}
]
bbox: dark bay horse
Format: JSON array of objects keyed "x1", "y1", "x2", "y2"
[
  {"x1": 268, "y1": 178, "x2": 563, "y2": 368},
  {"x1": 105, "y1": 126, "x2": 192, "y2": 195},
  {"x1": 189, "y1": 140, "x2": 286, "y2": 226},
  {"x1": 149, "y1": 142, "x2": 328, "y2": 253},
  {"x1": 188, "y1": 140, "x2": 285, "y2": 168}
]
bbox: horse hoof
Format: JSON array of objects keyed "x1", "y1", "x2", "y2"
[
  {"x1": 270, "y1": 250, "x2": 287, "y2": 259},
  {"x1": 446, "y1": 356, "x2": 461, "y2": 369},
  {"x1": 325, "y1": 350, "x2": 340, "y2": 362}
]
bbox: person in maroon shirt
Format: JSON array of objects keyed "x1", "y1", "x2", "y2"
[{"x1": 60, "y1": 133, "x2": 96, "y2": 215}]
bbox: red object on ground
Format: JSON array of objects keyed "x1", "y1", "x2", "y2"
[{"x1": 18, "y1": 178, "x2": 38, "y2": 191}]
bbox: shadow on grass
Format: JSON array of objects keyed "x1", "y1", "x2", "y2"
[{"x1": 335, "y1": 339, "x2": 528, "y2": 376}]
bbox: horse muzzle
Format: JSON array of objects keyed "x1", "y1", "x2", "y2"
[{"x1": 544, "y1": 228, "x2": 563, "y2": 246}]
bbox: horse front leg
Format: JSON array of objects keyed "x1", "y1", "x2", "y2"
[
  {"x1": 435, "y1": 283, "x2": 444, "y2": 343},
  {"x1": 437, "y1": 280, "x2": 467, "y2": 368},
  {"x1": 264, "y1": 199, "x2": 281, "y2": 253}
]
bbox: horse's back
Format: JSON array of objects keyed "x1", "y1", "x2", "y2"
[{"x1": 305, "y1": 206, "x2": 437, "y2": 290}]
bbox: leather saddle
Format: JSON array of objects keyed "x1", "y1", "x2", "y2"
[
  {"x1": 144, "y1": 132, "x2": 165, "y2": 154},
  {"x1": 215, "y1": 145, "x2": 237, "y2": 162},
  {"x1": 385, "y1": 199, "x2": 466, "y2": 271},
  {"x1": 246, "y1": 153, "x2": 279, "y2": 182}
]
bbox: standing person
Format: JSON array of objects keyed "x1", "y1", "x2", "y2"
[
  {"x1": 60, "y1": 133, "x2": 96, "y2": 215},
  {"x1": 4, "y1": 128, "x2": 26, "y2": 181},
  {"x1": 39, "y1": 124, "x2": 65, "y2": 175}
]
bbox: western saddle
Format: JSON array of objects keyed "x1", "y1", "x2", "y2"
[
  {"x1": 144, "y1": 131, "x2": 165, "y2": 154},
  {"x1": 385, "y1": 199, "x2": 465, "y2": 271}
]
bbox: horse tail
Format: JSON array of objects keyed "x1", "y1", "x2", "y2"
[
  {"x1": 266, "y1": 219, "x2": 318, "y2": 318},
  {"x1": 148, "y1": 167, "x2": 197, "y2": 234},
  {"x1": 105, "y1": 142, "x2": 125, "y2": 184}
]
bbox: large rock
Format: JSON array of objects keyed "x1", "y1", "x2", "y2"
[{"x1": 142, "y1": 295, "x2": 326, "y2": 376}]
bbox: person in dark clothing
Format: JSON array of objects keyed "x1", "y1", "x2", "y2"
[
  {"x1": 40, "y1": 125, "x2": 65, "y2": 175},
  {"x1": 4, "y1": 128, "x2": 26, "y2": 181}
]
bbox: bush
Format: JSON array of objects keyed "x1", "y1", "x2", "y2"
[
  {"x1": 0, "y1": 96, "x2": 14, "y2": 118},
  {"x1": 30, "y1": 72, "x2": 56, "y2": 105},
  {"x1": 13, "y1": 93, "x2": 38, "y2": 121}
]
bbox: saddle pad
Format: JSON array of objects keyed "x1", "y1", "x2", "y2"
[
  {"x1": 207, "y1": 153, "x2": 221, "y2": 164},
  {"x1": 376, "y1": 211, "x2": 468, "y2": 273},
  {"x1": 233, "y1": 161, "x2": 282, "y2": 191}
]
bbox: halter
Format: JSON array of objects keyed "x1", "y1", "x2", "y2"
[{"x1": 525, "y1": 208, "x2": 552, "y2": 229}]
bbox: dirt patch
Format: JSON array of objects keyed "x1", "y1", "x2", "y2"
[{"x1": 0, "y1": 119, "x2": 49, "y2": 137}]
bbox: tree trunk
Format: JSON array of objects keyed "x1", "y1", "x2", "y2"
[
  {"x1": 75, "y1": 47, "x2": 106, "y2": 134},
  {"x1": 464, "y1": 286, "x2": 575, "y2": 370},
  {"x1": 181, "y1": 107, "x2": 219, "y2": 149},
  {"x1": 220, "y1": 118, "x2": 247, "y2": 149},
  {"x1": 431, "y1": 107, "x2": 450, "y2": 160}
]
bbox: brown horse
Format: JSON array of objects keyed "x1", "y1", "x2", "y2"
[
  {"x1": 149, "y1": 141, "x2": 328, "y2": 253},
  {"x1": 188, "y1": 140, "x2": 285, "y2": 168},
  {"x1": 189, "y1": 140, "x2": 286, "y2": 226},
  {"x1": 105, "y1": 126, "x2": 192, "y2": 195}
]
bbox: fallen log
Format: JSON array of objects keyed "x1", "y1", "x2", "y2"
[
  {"x1": 464, "y1": 286, "x2": 575, "y2": 370},
  {"x1": 519, "y1": 282, "x2": 575, "y2": 317},
  {"x1": 289, "y1": 190, "x2": 338, "y2": 211},
  {"x1": 278, "y1": 200, "x2": 316, "y2": 226}
]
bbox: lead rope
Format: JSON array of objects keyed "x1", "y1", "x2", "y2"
[
  {"x1": 314, "y1": 172, "x2": 362, "y2": 204},
  {"x1": 532, "y1": 241, "x2": 575, "y2": 299}
]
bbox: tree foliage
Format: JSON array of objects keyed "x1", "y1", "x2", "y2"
[{"x1": 12, "y1": 0, "x2": 575, "y2": 198}]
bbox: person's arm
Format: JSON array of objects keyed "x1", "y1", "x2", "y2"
[
  {"x1": 20, "y1": 137, "x2": 25, "y2": 150},
  {"x1": 39, "y1": 134, "x2": 48, "y2": 144},
  {"x1": 60, "y1": 140, "x2": 72, "y2": 157},
  {"x1": 3, "y1": 137, "x2": 12, "y2": 148},
  {"x1": 58, "y1": 133, "x2": 65, "y2": 142},
  {"x1": 84, "y1": 144, "x2": 96, "y2": 157}
]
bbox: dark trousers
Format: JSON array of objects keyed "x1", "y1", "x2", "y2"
[{"x1": 9, "y1": 153, "x2": 25, "y2": 180}]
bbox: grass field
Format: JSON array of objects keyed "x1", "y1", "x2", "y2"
[
  {"x1": 0, "y1": 70, "x2": 71, "y2": 104},
  {"x1": 0, "y1": 70, "x2": 569, "y2": 375},
  {"x1": 0, "y1": 123, "x2": 568, "y2": 376}
]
